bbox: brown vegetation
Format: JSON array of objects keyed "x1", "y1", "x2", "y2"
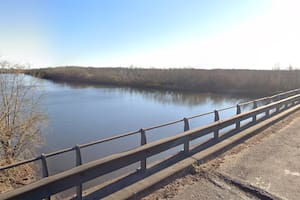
[
  {"x1": 27, "y1": 67, "x2": 300, "y2": 95},
  {"x1": 0, "y1": 162, "x2": 37, "y2": 193},
  {"x1": 0, "y1": 61, "x2": 47, "y2": 193}
]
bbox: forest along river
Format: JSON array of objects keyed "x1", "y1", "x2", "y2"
[{"x1": 31, "y1": 75, "x2": 251, "y2": 193}]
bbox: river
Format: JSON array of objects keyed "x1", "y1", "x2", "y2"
[
  {"x1": 34, "y1": 75, "x2": 249, "y2": 169},
  {"x1": 22, "y1": 75, "x2": 252, "y2": 194}
]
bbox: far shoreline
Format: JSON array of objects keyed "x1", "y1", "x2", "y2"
[{"x1": 25, "y1": 67, "x2": 300, "y2": 96}]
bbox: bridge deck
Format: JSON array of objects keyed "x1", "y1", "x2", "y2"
[{"x1": 143, "y1": 109, "x2": 300, "y2": 200}]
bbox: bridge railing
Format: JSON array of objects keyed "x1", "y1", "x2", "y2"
[
  {"x1": 1, "y1": 88, "x2": 300, "y2": 199},
  {"x1": 2, "y1": 91, "x2": 300, "y2": 200}
]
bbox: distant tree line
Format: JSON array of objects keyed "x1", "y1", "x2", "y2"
[{"x1": 27, "y1": 67, "x2": 300, "y2": 96}]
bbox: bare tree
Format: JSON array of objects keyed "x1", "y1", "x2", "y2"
[{"x1": 0, "y1": 61, "x2": 47, "y2": 191}]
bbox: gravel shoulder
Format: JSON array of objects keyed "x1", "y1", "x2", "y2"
[{"x1": 142, "y1": 110, "x2": 300, "y2": 200}]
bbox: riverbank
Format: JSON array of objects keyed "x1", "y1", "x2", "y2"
[{"x1": 26, "y1": 67, "x2": 300, "y2": 96}]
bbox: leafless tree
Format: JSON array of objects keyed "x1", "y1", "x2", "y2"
[{"x1": 0, "y1": 61, "x2": 47, "y2": 191}]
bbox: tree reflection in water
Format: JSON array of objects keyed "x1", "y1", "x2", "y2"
[{"x1": 49, "y1": 80, "x2": 252, "y2": 107}]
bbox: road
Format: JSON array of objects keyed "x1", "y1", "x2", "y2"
[{"x1": 143, "y1": 110, "x2": 300, "y2": 200}]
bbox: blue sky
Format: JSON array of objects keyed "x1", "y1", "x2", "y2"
[{"x1": 1, "y1": 0, "x2": 299, "y2": 69}]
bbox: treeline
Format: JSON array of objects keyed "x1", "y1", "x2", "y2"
[{"x1": 26, "y1": 67, "x2": 300, "y2": 95}]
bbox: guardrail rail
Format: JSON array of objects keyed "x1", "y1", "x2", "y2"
[{"x1": 1, "y1": 88, "x2": 300, "y2": 200}]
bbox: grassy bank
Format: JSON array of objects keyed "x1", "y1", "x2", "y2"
[{"x1": 26, "y1": 67, "x2": 300, "y2": 95}]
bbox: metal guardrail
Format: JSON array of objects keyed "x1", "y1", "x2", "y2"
[{"x1": 1, "y1": 88, "x2": 300, "y2": 199}]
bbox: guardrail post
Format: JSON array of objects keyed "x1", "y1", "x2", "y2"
[
  {"x1": 266, "y1": 107, "x2": 270, "y2": 117},
  {"x1": 214, "y1": 110, "x2": 219, "y2": 121},
  {"x1": 41, "y1": 154, "x2": 49, "y2": 177},
  {"x1": 183, "y1": 118, "x2": 190, "y2": 154},
  {"x1": 267, "y1": 97, "x2": 272, "y2": 105},
  {"x1": 75, "y1": 145, "x2": 82, "y2": 200},
  {"x1": 284, "y1": 101, "x2": 289, "y2": 109},
  {"x1": 253, "y1": 100, "x2": 258, "y2": 109},
  {"x1": 184, "y1": 118, "x2": 190, "y2": 131},
  {"x1": 276, "y1": 102, "x2": 281, "y2": 113},
  {"x1": 140, "y1": 129, "x2": 147, "y2": 172},
  {"x1": 252, "y1": 101, "x2": 257, "y2": 122},
  {"x1": 214, "y1": 110, "x2": 219, "y2": 140},
  {"x1": 236, "y1": 104, "x2": 241, "y2": 115},
  {"x1": 41, "y1": 154, "x2": 50, "y2": 200},
  {"x1": 236, "y1": 105, "x2": 241, "y2": 129}
]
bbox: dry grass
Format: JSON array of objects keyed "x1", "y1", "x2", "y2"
[{"x1": 0, "y1": 160, "x2": 37, "y2": 194}]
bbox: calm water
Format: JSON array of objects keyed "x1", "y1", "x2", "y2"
[
  {"x1": 25, "y1": 75, "x2": 252, "y2": 194},
  {"x1": 35, "y1": 76, "x2": 250, "y2": 170}
]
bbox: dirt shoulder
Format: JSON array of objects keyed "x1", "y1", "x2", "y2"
[{"x1": 142, "y1": 110, "x2": 300, "y2": 200}]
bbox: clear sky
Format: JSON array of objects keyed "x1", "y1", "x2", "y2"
[{"x1": 0, "y1": 0, "x2": 300, "y2": 69}]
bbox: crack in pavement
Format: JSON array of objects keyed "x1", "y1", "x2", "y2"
[{"x1": 204, "y1": 171, "x2": 283, "y2": 200}]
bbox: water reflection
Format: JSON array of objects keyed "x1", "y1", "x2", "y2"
[
  {"x1": 35, "y1": 78, "x2": 249, "y2": 155},
  {"x1": 45, "y1": 79, "x2": 250, "y2": 107},
  {"x1": 124, "y1": 88, "x2": 250, "y2": 106},
  {"x1": 26, "y1": 76, "x2": 255, "y2": 196}
]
